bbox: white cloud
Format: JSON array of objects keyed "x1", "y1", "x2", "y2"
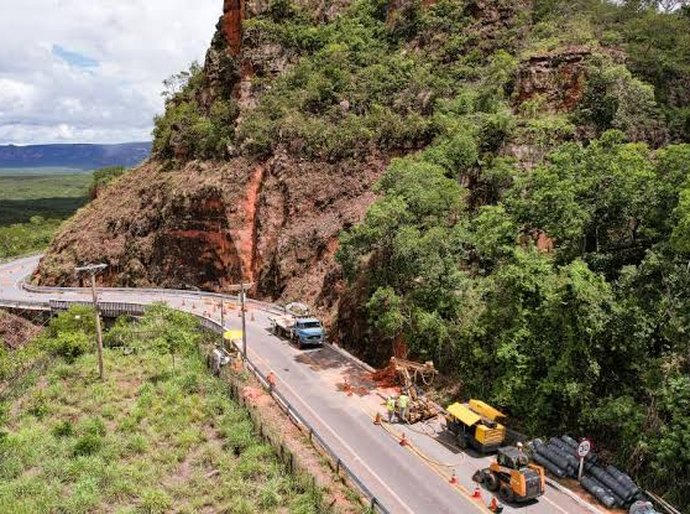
[{"x1": 0, "y1": 0, "x2": 221, "y2": 144}]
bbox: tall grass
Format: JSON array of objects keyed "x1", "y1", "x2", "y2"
[{"x1": 0, "y1": 317, "x2": 322, "y2": 513}]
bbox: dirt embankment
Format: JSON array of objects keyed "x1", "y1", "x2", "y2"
[
  {"x1": 34, "y1": 153, "x2": 387, "y2": 322},
  {"x1": 0, "y1": 310, "x2": 41, "y2": 350}
]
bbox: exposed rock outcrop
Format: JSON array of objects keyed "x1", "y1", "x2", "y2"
[
  {"x1": 35, "y1": 153, "x2": 386, "y2": 318},
  {"x1": 515, "y1": 46, "x2": 591, "y2": 113}
]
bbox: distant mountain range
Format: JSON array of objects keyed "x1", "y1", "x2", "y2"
[{"x1": 0, "y1": 142, "x2": 152, "y2": 170}]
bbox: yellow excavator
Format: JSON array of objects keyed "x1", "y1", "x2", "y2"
[
  {"x1": 445, "y1": 399, "x2": 506, "y2": 453},
  {"x1": 473, "y1": 446, "x2": 546, "y2": 503}
]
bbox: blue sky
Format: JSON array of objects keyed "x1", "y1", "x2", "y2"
[
  {"x1": 0, "y1": 0, "x2": 220, "y2": 145},
  {"x1": 52, "y1": 45, "x2": 100, "y2": 69}
]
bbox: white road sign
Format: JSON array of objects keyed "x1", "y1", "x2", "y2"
[{"x1": 577, "y1": 439, "x2": 592, "y2": 458}]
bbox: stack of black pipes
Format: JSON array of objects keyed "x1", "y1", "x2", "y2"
[{"x1": 529, "y1": 435, "x2": 645, "y2": 509}]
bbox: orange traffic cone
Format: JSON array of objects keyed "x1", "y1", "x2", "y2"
[
  {"x1": 488, "y1": 497, "x2": 502, "y2": 513},
  {"x1": 373, "y1": 412, "x2": 382, "y2": 425},
  {"x1": 399, "y1": 432, "x2": 409, "y2": 447},
  {"x1": 449, "y1": 470, "x2": 458, "y2": 485},
  {"x1": 342, "y1": 379, "x2": 351, "y2": 396},
  {"x1": 472, "y1": 486, "x2": 482, "y2": 499}
]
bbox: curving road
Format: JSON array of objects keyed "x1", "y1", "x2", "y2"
[{"x1": 0, "y1": 255, "x2": 600, "y2": 514}]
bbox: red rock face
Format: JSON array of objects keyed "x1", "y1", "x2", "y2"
[
  {"x1": 222, "y1": 0, "x2": 245, "y2": 56},
  {"x1": 516, "y1": 47, "x2": 591, "y2": 113},
  {"x1": 34, "y1": 153, "x2": 388, "y2": 324}
]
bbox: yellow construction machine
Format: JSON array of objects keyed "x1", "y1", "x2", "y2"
[
  {"x1": 474, "y1": 446, "x2": 546, "y2": 503},
  {"x1": 445, "y1": 399, "x2": 506, "y2": 453}
]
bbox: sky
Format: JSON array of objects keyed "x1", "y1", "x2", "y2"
[{"x1": 0, "y1": 0, "x2": 221, "y2": 145}]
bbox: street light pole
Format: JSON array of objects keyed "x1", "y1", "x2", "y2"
[
  {"x1": 75, "y1": 263, "x2": 107, "y2": 380},
  {"x1": 219, "y1": 296, "x2": 225, "y2": 347},
  {"x1": 240, "y1": 280, "x2": 247, "y2": 360}
]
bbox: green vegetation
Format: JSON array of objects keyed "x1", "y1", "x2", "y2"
[
  {"x1": 0, "y1": 167, "x2": 130, "y2": 259},
  {"x1": 0, "y1": 305, "x2": 322, "y2": 513},
  {"x1": 339, "y1": 128, "x2": 690, "y2": 507},
  {"x1": 149, "y1": 0, "x2": 690, "y2": 507},
  {"x1": 153, "y1": 0, "x2": 690, "y2": 162},
  {"x1": 0, "y1": 173, "x2": 91, "y2": 225}
]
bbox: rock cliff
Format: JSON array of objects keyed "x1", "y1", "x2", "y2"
[{"x1": 34, "y1": 0, "x2": 663, "y2": 326}]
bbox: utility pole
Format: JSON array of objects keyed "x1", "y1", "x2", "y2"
[
  {"x1": 75, "y1": 263, "x2": 107, "y2": 380},
  {"x1": 219, "y1": 296, "x2": 225, "y2": 347},
  {"x1": 240, "y1": 280, "x2": 247, "y2": 359}
]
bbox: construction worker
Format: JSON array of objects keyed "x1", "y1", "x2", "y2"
[
  {"x1": 516, "y1": 441, "x2": 528, "y2": 468},
  {"x1": 398, "y1": 391, "x2": 410, "y2": 424},
  {"x1": 386, "y1": 395, "x2": 396, "y2": 423}
]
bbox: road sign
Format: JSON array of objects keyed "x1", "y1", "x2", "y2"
[
  {"x1": 577, "y1": 439, "x2": 592, "y2": 481},
  {"x1": 577, "y1": 439, "x2": 591, "y2": 458}
]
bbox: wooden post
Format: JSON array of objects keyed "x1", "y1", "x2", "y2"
[
  {"x1": 75, "y1": 263, "x2": 107, "y2": 380},
  {"x1": 90, "y1": 273, "x2": 105, "y2": 380}
]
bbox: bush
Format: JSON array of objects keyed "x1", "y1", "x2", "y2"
[
  {"x1": 139, "y1": 489, "x2": 172, "y2": 514},
  {"x1": 72, "y1": 434, "x2": 102, "y2": 457},
  {"x1": 45, "y1": 332, "x2": 91, "y2": 362},
  {"x1": 52, "y1": 420, "x2": 74, "y2": 438},
  {"x1": 47, "y1": 306, "x2": 96, "y2": 339},
  {"x1": 27, "y1": 390, "x2": 49, "y2": 419}
]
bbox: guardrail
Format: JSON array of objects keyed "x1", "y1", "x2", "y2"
[
  {"x1": 4, "y1": 295, "x2": 390, "y2": 513},
  {"x1": 241, "y1": 355, "x2": 390, "y2": 513},
  {"x1": 195, "y1": 311, "x2": 390, "y2": 513}
]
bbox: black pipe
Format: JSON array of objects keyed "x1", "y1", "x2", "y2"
[
  {"x1": 534, "y1": 442, "x2": 572, "y2": 473},
  {"x1": 589, "y1": 465, "x2": 634, "y2": 504},
  {"x1": 547, "y1": 442, "x2": 579, "y2": 472},
  {"x1": 606, "y1": 464, "x2": 640, "y2": 493},
  {"x1": 581, "y1": 475, "x2": 617, "y2": 509},
  {"x1": 532, "y1": 452, "x2": 567, "y2": 478}
]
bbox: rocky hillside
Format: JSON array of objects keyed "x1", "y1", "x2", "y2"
[
  {"x1": 33, "y1": 1, "x2": 690, "y2": 507},
  {"x1": 0, "y1": 311, "x2": 40, "y2": 351},
  {"x1": 37, "y1": 0, "x2": 678, "y2": 305}
]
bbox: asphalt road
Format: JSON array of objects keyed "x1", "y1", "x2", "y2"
[{"x1": 0, "y1": 255, "x2": 600, "y2": 514}]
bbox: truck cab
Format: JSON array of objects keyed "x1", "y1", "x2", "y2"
[{"x1": 292, "y1": 317, "x2": 325, "y2": 348}]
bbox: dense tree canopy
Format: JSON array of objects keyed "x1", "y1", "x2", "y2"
[{"x1": 339, "y1": 127, "x2": 690, "y2": 506}]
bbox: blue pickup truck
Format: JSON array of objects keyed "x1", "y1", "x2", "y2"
[{"x1": 271, "y1": 313, "x2": 326, "y2": 349}]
